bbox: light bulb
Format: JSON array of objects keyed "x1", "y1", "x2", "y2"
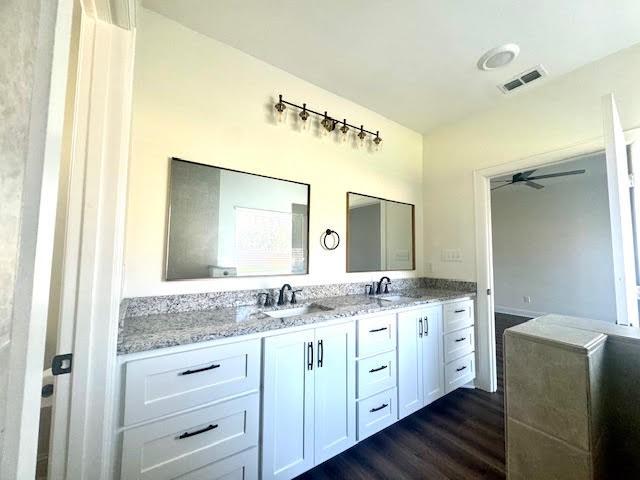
[
  {"x1": 274, "y1": 94, "x2": 287, "y2": 123},
  {"x1": 373, "y1": 131, "x2": 382, "y2": 151},
  {"x1": 320, "y1": 112, "x2": 333, "y2": 136},
  {"x1": 340, "y1": 119, "x2": 349, "y2": 143},
  {"x1": 357, "y1": 126, "x2": 366, "y2": 147},
  {"x1": 299, "y1": 104, "x2": 310, "y2": 130}
]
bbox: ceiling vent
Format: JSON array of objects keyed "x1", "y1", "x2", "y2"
[{"x1": 498, "y1": 65, "x2": 548, "y2": 94}]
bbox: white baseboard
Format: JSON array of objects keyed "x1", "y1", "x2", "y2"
[{"x1": 494, "y1": 305, "x2": 546, "y2": 319}]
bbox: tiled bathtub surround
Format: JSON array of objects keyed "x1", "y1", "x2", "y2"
[{"x1": 122, "y1": 277, "x2": 475, "y2": 317}]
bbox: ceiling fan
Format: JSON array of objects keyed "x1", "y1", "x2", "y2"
[{"x1": 491, "y1": 168, "x2": 586, "y2": 191}]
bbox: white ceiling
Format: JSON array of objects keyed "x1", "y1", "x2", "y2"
[{"x1": 142, "y1": 0, "x2": 640, "y2": 133}]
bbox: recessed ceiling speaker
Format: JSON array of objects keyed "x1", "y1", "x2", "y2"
[{"x1": 477, "y1": 44, "x2": 520, "y2": 70}]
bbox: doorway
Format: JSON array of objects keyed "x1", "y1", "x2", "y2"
[
  {"x1": 490, "y1": 152, "x2": 616, "y2": 323},
  {"x1": 473, "y1": 97, "x2": 640, "y2": 393}
]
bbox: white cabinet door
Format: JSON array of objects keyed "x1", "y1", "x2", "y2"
[
  {"x1": 397, "y1": 311, "x2": 423, "y2": 419},
  {"x1": 262, "y1": 330, "x2": 315, "y2": 480},
  {"x1": 421, "y1": 306, "x2": 444, "y2": 406},
  {"x1": 314, "y1": 323, "x2": 356, "y2": 464}
]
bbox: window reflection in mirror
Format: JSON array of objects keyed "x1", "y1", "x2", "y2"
[
  {"x1": 347, "y1": 192, "x2": 415, "y2": 272},
  {"x1": 166, "y1": 158, "x2": 309, "y2": 279}
]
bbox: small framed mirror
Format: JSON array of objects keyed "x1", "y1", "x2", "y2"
[
  {"x1": 347, "y1": 192, "x2": 415, "y2": 272},
  {"x1": 165, "y1": 158, "x2": 310, "y2": 280}
]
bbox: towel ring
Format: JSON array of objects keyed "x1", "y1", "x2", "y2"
[{"x1": 321, "y1": 229, "x2": 340, "y2": 250}]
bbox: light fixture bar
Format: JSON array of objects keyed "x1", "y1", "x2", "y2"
[{"x1": 277, "y1": 94, "x2": 381, "y2": 138}]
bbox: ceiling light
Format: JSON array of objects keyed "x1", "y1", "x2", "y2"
[{"x1": 477, "y1": 44, "x2": 520, "y2": 71}]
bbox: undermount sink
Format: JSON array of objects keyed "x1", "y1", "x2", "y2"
[
  {"x1": 377, "y1": 295, "x2": 413, "y2": 303},
  {"x1": 265, "y1": 304, "x2": 333, "y2": 319}
]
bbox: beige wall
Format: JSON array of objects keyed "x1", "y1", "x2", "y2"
[
  {"x1": 423, "y1": 43, "x2": 640, "y2": 281},
  {"x1": 125, "y1": 9, "x2": 424, "y2": 298},
  {"x1": 0, "y1": 0, "x2": 40, "y2": 456}
]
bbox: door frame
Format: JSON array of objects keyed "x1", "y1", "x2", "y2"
[{"x1": 473, "y1": 126, "x2": 640, "y2": 393}]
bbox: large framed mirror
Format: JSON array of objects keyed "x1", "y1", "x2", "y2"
[
  {"x1": 347, "y1": 192, "x2": 415, "y2": 272},
  {"x1": 165, "y1": 158, "x2": 310, "y2": 280}
]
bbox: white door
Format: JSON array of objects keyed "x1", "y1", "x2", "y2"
[
  {"x1": 603, "y1": 93, "x2": 639, "y2": 327},
  {"x1": 262, "y1": 330, "x2": 315, "y2": 480},
  {"x1": 397, "y1": 311, "x2": 423, "y2": 419},
  {"x1": 314, "y1": 323, "x2": 356, "y2": 464},
  {"x1": 422, "y1": 306, "x2": 444, "y2": 406},
  {"x1": 0, "y1": 1, "x2": 72, "y2": 479}
]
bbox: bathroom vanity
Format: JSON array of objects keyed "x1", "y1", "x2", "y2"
[{"x1": 114, "y1": 288, "x2": 475, "y2": 480}]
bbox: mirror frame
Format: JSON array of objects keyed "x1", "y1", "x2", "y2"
[
  {"x1": 346, "y1": 191, "x2": 416, "y2": 273},
  {"x1": 164, "y1": 157, "x2": 311, "y2": 280}
]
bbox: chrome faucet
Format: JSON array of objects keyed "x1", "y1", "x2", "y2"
[
  {"x1": 376, "y1": 276, "x2": 391, "y2": 294},
  {"x1": 277, "y1": 284, "x2": 292, "y2": 306}
]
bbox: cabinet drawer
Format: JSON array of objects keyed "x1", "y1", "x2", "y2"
[
  {"x1": 121, "y1": 394, "x2": 259, "y2": 480},
  {"x1": 357, "y1": 350, "x2": 396, "y2": 399},
  {"x1": 443, "y1": 300, "x2": 474, "y2": 333},
  {"x1": 124, "y1": 339, "x2": 260, "y2": 425},
  {"x1": 357, "y1": 387, "x2": 397, "y2": 440},
  {"x1": 169, "y1": 447, "x2": 258, "y2": 480},
  {"x1": 444, "y1": 326, "x2": 475, "y2": 363},
  {"x1": 357, "y1": 314, "x2": 396, "y2": 358},
  {"x1": 444, "y1": 352, "x2": 476, "y2": 393}
]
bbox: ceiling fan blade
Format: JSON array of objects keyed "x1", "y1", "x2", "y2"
[
  {"x1": 521, "y1": 169, "x2": 537, "y2": 179},
  {"x1": 526, "y1": 169, "x2": 586, "y2": 181},
  {"x1": 491, "y1": 182, "x2": 513, "y2": 191},
  {"x1": 525, "y1": 181, "x2": 544, "y2": 189}
]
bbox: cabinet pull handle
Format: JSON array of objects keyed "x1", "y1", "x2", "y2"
[
  {"x1": 369, "y1": 365, "x2": 388, "y2": 373},
  {"x1": 455, "y1": 309, "x2": 466, "y2": 313},
  {"x1": 418, "y1": 318, "x2": 423, "y2": 337},
  {"x1": 425, "y1": 316, "x2": 429, "y2": 336},
  {"x1": 318, "y1": 340, "x2": 323, "y2": 368},
  {"x1": 455, "y1": 337, "x2": 466, "y2": 343},
  {"x1": 456, "y1": 366, "x2": 467, "y2": 372},
  {"x1": 179, "y1": 364, "x2": 220, "y2": 376},
  {"x1": 370, "y1": 403, "x2": 389, "y2": 413},
  {"x1": 307, "y1": 342, "x2": 314, "y2": 370},
  {"x1": 178, "y1": 423, "x2": 218, "y2": 439},
  {"x1": 369, "y1": 327, "x2": 388, "y2": 333}
]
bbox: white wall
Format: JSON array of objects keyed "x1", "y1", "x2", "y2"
[
  {"x1": 423, "y1": 43, "x2": 640, "y2": 281},
  {"x1": 491, "y1": 154, "x2": 616, "y2": 322},
  {"x1": 125, "y1": 9, "x2": 423, "y2": 297}
]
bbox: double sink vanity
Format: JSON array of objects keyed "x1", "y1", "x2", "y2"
[
  {"x1": 113, "y1": 158, "x2": 476, "y2": 479},
  {"x1": 115, "y1": 281, "x2": 476, "y2": 480}
]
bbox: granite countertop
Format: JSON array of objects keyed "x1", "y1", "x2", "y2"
[{"x1": 118, "y1": 288, "x2": 475, "y2": 355}]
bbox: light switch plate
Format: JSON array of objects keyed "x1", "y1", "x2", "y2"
[{"x1": 441, "y1": 249, "x2": 462, "y2": 262}]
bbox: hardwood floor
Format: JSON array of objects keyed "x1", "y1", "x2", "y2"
[{"x1": 297, "y1": 313, "x2": 530, "y2": 480}]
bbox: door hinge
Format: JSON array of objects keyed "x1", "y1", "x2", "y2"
[
  {"x1": 52, "y1": 353, "x2": 73, "y2": 376},
  {"x1": 487, "y1": 288, "x2": 492, "y2": 295}
]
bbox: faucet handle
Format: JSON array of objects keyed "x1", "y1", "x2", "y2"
[
  {"x1": 365, "y1": 284, "x2": 374, "y2": 295},
  {"x1": 257, "y1": 292, "x2": 268, "y2": 306},
  {"x1": 291, "y1": 289, "x2": 303, "y2": 304}
]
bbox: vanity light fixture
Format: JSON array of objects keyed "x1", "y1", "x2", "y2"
[
  {"x1": 339, "y1": 119, "x2": 349, "y2": 143},
  {"x1": 373, "y1": 131, "x2": 382, "y2": 150},
  {"x1": 274, "y1": 94, "x2": 287, "y2": 122},
  {"x1": 320, "y1": 111, "x2": 335, "y2": 135},
  {"x1": 299, "y1": 103, "x2": 310, "y2": 129},
  {"x1": 273, "y1": 94, "x2": 382, "y2": 148},
  {"x1": 357, "y1": 125, "x2": 367, "y2": 147}
]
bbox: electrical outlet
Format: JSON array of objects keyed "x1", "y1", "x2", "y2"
[{"x1": 523, "y1": 296, "x2": 531, "y2": 304}]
